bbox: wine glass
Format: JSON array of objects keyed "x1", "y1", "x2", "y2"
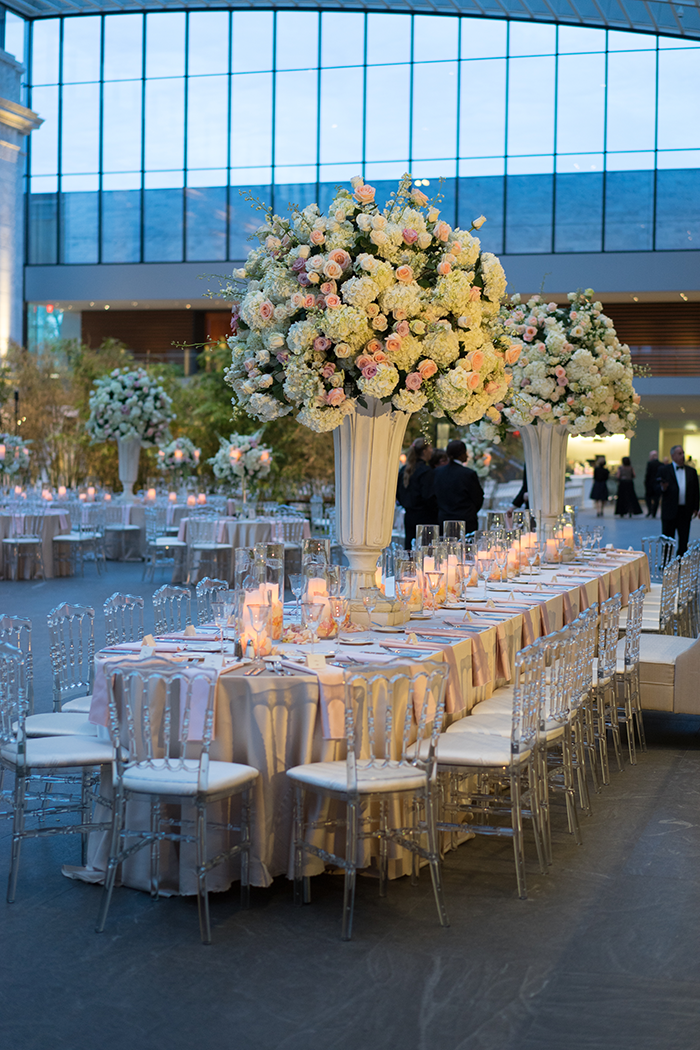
[
  {"x1": 246, "y1": 603, "x2": 270, "y2": 666},
  {"x1": 476, "y1": 549, "x2": 494, "y2": 598},
  {"x1": 493, "y1": 543, "x2": 509, "y2": 585},
  {"x1": 301, "y1": 599, "x2": 324, "y2": 651},
  {"x1": 395, "y1": 575, "x2": 415, "y2": 626},
  {"x1": 210, "y1": 601, "x2": 227, "y2": 654},
  {"x1": 288, "y1": 573, "x2": 304, "y2": 622},
  {"x1": 425, "y1": 570, "x2": 444, "y2": 613},
  {"x1": 329, "y1": 596, "x2": 347, "y2": 634},
  {"x1": 360, "y1": 586, "x2": 379, "y2": 631}
]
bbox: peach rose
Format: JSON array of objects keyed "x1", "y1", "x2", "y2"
[
  {"x1": 396, "y1": 265, "x2": 414, "y2": 283},
  {"x1": 309, "y1": 229, "x2": 325, "y2": 245},
  {"x1": 405, "y1": 372, "x2": 423, "y2": 390},
  {"x1": 326, "y1": 294, "x2": 341, "y2": 309},
  {"x1": 259, "y1": 300, "x2": 274, "y2": 321},
  {"x1": 356, "y1": 354, "x2": 372, "y2": 370},
  {"x1": 523, "y1": 326, "x2": 538, "y2": 342},
  {"x1": 470, "y1": 286, "x2": 482, "y2": 301},
  {"x1": 373, "y1": 351, "x2": 388, "y2": 364},
  {"x1": 354, "y1": 183, "x2": 376, "y2": 203},
  {"x1": 396, "y1": 320, "x2": 410, "y2": 337},
  {"x1": 365, "y1": 338, "x2": 382, "y2": 354},
  {"x1": 434, "y1": 221, "x2": 451, "y2": 242},
  {"x1": 303, "y1": 294, "x2": 316, "y2": 309},
  {"x1": 329, "y1": 249, "x2": 351, "y2": 268},
  {"x1": 307, "y1": 273, "x2": 320, "y2": 284},
  {"x1": 554, "y1": 365, "x2": 566, "y2": 378},
  {"x1": 366, "y1": 303, "x2": 379, "y2": 318},
  {"x1": 471, "y1": 350, "x2": 485, "y2": 370},
  {"x1": 385, "y1": 334, "x2": 402, "y2": 353},
  {"x1": 324, "y1": 260, "x2": 343, "y2": 279},
  {"x1": 393, "y1": 308, "x2": 407, "y2": 321},
  {"x1": 372, "y1": 314, "x2": 388, "y2": 331},
  {"x1": 402, "y1": 227, "x2": 419, "y2": 244},
  {"x1": 320, "y1": 280, "x2": 336, "y2": 295},
  {"x1": 418, "y1": 359, "x2": 437, "y2": 379},
  {"x1": 451, "y1": 241, "x2": 462, "y2": 254},
  {"x1": 326, "y1": 388, "x2": 346, "y2": 406},
  {"x1": 505, "y1": 346, "x2": 521, "y2": 365},
  {"x1": 410, "y1": 189, "x2": 428, "y2": 206},
  {"x1": 437, "y1": 261, "x2": 452, "y2": 276},
  {"x1": 464, "y1": 371, "x2": 481, "y2": 390}
]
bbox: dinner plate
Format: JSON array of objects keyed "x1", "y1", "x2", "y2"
[
  {"x1": 409, "y1": 612, "x2": 432, "y2": 619},
  {"x1": 372, "y1": 624, "x2": 405, "y2": 633},
  {"x1": 487, "y1": 585, "x2": 513, "y2": 592},
  {"x1": 339, "y1": 635, "x2": 371, "y2": 645}
]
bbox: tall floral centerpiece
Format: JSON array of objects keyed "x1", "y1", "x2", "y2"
[
  {"x1": 0, "y1": 434, "x2": 30, "y2": 483},
  {"x1": 209, "y1": 431, "x2": 272, "y2": 502},
  {"x1": 87, "y1": 367, "x2": 174, "y2": 497},
  {"x1": 156, "y1": 436, "x2": 200, "y2": 488},
  {"x1": 463, "y1": 428, "x2": 494, "y2": 479},
  {"x1": 502, "y1": 290, "x2": 640, "y2": 524},
  {"x1": 221, "y1": 174, "x2": 512, "y2": 592}
]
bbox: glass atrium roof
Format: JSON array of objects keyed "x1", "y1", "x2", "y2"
[{"x1": 4, "y1": 0, "x2": 700, "y2": 43}]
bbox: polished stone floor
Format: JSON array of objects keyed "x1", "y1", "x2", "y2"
[{"x1": 1, "y1": 509, "x2": 699, "y2": 1049}]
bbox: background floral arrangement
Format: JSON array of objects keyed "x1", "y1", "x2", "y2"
[
  {"x1": 462, "y1": 428, "x2": 494, "y2": 479},
  {"x1": 156, "y1": 436, "x2": 200, "y2": 474},
  {"x1": 209, "y1": 430, "x2": 273, "y2": 485},
  {"x1": 0, "y1": 433, "x2": 31, "y2": 477},
  {"x1": 502, "y1": 290, "x2": 640, "y2": 437},
  {"x1": 222, "y1": 174, "x2": 514, "y2": 433},
  {"x1": 86, "y1": 367, "x2": 174, "y2": 446}
]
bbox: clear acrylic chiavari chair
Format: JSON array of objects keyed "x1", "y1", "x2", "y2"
[
  {"x1": 152, "y1": 585, "x2": 192, "y2": 634},
  {"x1": 195, "y1": 577, "x2": 229, "y2": 625},
  {"x1": 103, "y1": 592, "x2": 145, "y2": 647}
]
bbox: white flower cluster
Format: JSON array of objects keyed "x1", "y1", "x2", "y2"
[
  {"x1": 156, "y1": 436, "x2": 200, "y2": 473},
  {"x1": 208, "y1": 430, "x2": 272, "y2": 484},
  {"x1": 502, "y1": 291, "x2": 641, "y2": 438},
  {"x1": 222, "y1": 175, "x2": 512, "y2": 433},
  {"x1": 0, "y1": 433, "x2": 30, "y2": 477},
  {"x1": 86, "y1": 368, "x2": 174, "y2": 447}
]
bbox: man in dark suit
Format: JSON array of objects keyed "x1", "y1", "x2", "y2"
[
  {"x1": 433, "y1": 439, "x2": 484, "y2": 533},
  {"x1": 658, "y1": 445, "x2": 699, "y2": 556}
]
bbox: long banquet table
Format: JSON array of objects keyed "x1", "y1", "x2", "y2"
[{"x1": 80, "y1": 548, "x2": 651, "y2": 895}]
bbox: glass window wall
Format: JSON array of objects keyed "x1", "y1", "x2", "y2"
[{"x1": 23, "y1": 11, "x2": 700, "y2": 265}]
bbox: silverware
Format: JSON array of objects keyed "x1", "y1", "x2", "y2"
[{"x1": 243, "y1": 665, "x2": 264, "y2": 676}]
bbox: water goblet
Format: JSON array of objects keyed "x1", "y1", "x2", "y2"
[
  {"x1": 210, "y1": 601, "x2": 227, "y2": 653},
  {"x1": 289, "y1": 573, "x2": 304, "y2": 622},
  {"x1": 425, "y1": 570, "x2": 444, "y2": 613},
  {"x1": 360, "y1": 586, "x2": 379, "y2": 631},
  {"x1": 246, "y1": 603, "x2": 270, "y2": 666},
  {"x1": 396, "y1": 575, "x2": 415, "y2": 625},
  {"x1": 301, "y1": 599, "x2": 324, "y2": 651}
]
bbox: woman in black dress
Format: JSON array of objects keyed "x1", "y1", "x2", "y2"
[
  {"x1": 590, "y1": 456, "x2": 610, "y2": 517},
  {"x1": 615, "y1": 456, "x2": 643, "y2": 517},
  {"x1": 396, "y1": 437, "x2": 439, "y2": 549}
]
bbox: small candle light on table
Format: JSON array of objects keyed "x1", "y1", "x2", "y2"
[
  {"x1": 197, "y1": 493, "x2": 206, "y2": 505},
  {"x1": 146, "y1": 487, "x2": 156, "y2": 501},
  {"x1": 104, "y1": 492, "x2": 112, "y2": 501},
  {"x1": 187, "y1": 494, "x2": 196, "y2": 507},
  {"x1": 168, "y1": 491, "x2": 177, "y2": 503},
  {"x1": 87, "y1": 486, "x2": 95, "y2": 501},
  {"x1": 58, "y1": 485, "x2": 66, "y2": 498},
  {"x1": 174, "y1": 449, "x2": 183, "y2": 463}
]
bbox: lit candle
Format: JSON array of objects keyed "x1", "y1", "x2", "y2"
[
  {"x1": 79, "y1": 492, "x2": 87, "y2": 501},
  {"x1": 197, "y1": 492, "x2": 206, "y2": 504},
  {"x1": 545, "y1": 538, "x2": 559, "y2": 563},
  {"x1": 260, "y1": 450, "x2": 270, "y2": 465},
  {"x1": 42, "y1": 488, "x2": 52, "y2": 500},
  {"x1": 563, "y1": 525, "x2": 574, "y2": 548},
  {"x1": 168, "y1": 491, "x2": 177, "y2": 502},
  {"x1": 87, "y1": 486, "x2": 95, "y2": 500},
  {"x1": 158, "y1": 450, "x2": 165, "y2": 460},
  {"x1": 104, "y1": 493, "x2": 112, "y2": 501},
  {"x1": 58, "y1": 485, "x2": 66, "y2": 497},
  {"x1": 174, "y1": 449, "x2": 183, "y2": 463},
  {"x1": 399, "y1": 453, "x2": 407, "y2": 465},
  {"x1": 187, "y1": 494, "x2": 196, "y2": 507},
  {"x1": 194, "y1": 449, "x2": 200, "y2": 463},
  {"x1": 147, "y1": 487, "x2": 156, "y2": 500},
  {"x1": 229, "y1": 447, "x2": 242, "y2": 462}
]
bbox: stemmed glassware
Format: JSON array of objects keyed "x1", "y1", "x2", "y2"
[
  {"x1": 476, "y1": 539, "x2": 494, "y2": 598},
  {"x1": 360, "y1": 586, "x2": 379, "y2": 631},
  {"x1": 395, "y1": 575, "x2": 415, "y2": 625},
  {"x1": 425, "y1": 570, "x2": 444, "y2": 613},
  {"x1": 301, "y1": 599, "x2": 324, "y2": 651},
  {"x1": 493, "y1": 542, "x2": 509, "y2": 585},
  {"x1": 246, "y1": 603, "x2": 270, "y2": 667},
  {"x1": 210, "y1": 601, "x2": 227, "y2": 654},
  {"x1": 288, "y1": 573, "x2": 304, "y2": 622}
]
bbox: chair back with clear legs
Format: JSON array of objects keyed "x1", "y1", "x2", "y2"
[
  {"x1": 195, "y1": 577, "x2": 229, "y2": 625},
  {"x1": 0, "y1": 616, "x2": 33, "y2": 712},
  {"x1": 103, "y1": 592, "x2": 145, "y2": 646},
  {"x1": 658, "y1": 557, "x2": 680, "y2": 635},
  {"x1": 152, "y1": 585, "x2": 192, "y2": 634},
  {"x1": 186, "y1": 518, "x2": 229, "y2": 583},
  {"x1": 96, "y1": 658, "x2": 259, "y2": 943},
  {"x1": 2, "y1": 512, "x2": 46, "y2": 580},
  {"x1": 641, "y1": 535, "x2": 677, "y2": 581},
  {"x1": 287, "y1": 661, "x2": 449, "y2": 940},
  {"x1": 676, "y1": 548, "x2": 698, "y2": 637},
  {"x1": 615, "y1": 585, "x2": 647, "y2": 764},
  {"x1": 595, "y1": 592, "x2": 623, "y2": 783},
  {"x1": 47, "y1": 603, "x2": 95, "y2": 711}
]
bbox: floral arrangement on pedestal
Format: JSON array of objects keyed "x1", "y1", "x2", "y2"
[
  {"x1": 221, "y1": 174, "x2": 513, "y2": 432},
  {"x1": 501, "y1": 290, "x2": 640, "y2": 437},
  {"x1": 208, "y1": 430, "x2": 272, "y2": 499},
  {"x1": 462, "y1": 428, "x2": 494, "y2": 479},
  {"x1": 156, "y1": 436, "x2": 200, "y2": 478},
  {"x1": 0, "y1": 434, "x2": 31, "y2": 477},
  {"x1": 86, "y1": 367, "x2": 174, "y2": 446}
]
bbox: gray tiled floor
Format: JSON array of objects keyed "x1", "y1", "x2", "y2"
[{"x1": 1, "y1": 510, "x2": 699, "y2": 1049}]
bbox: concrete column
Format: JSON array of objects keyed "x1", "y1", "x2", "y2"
[{"x1": 0, "y1": 48, "x2": 41, "y2": 354}]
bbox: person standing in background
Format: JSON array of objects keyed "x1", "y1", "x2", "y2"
[
  {"x1": 615, "y1": 457, "x2": 643, "y2": 517},
  {"x1": 590, "y1": 456, "x2": 610, "y2": 518},
  {"x1": 433, "y1": 439, "x2": 484, "y2": 532},
  {"x1": 396, "y1": 437, "x2": 439, "y2": 549},
  {"x1": 644, "y1": 451, "x2": 660, "y2": 518},
  {"x1": 658, "y1": 445, "x2": 700, "y2": 556}
]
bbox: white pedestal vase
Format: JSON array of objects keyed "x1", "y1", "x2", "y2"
[
  {"x1": 519, "y1": 423, "x2": 569, "y2": 528},
  {"x1": 333, "y1": 397, "x2": 410, "y2": 625},
  {"x1": 117, "y1": 437, "x2": 141, "y2": 499}
]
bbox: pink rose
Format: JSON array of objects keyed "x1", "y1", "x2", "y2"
[
  {"x1": 566, "y1": 397, "x2": 575, "y2": 405},
  {"x1": 385, "y1": 334, "x2": 402, "y2": 353},
  {"x1": 470, "y1": 286, "x2": 482, "y2": 301},
  {"x1": 451, "y1": 241, "x2": 462, "y2": 254},
  {"x1": 396, "y1": 321, "x2": 410, "y2": 337},
  {"x1": 326, "y1": 294, "x2": 341, "y2": 309},
  {"x1": 356, "y1": 355, "x2": 372, "y2": 370},
  {"x1": 354, "y1": 183, "x2": 376, "y2": 203},
  {"x1": 291, "y1": 258, "x2": 306, "y2": 273},
  {"x1": 505, "y1": 346, "x2": 521, "y2": 365},
  {"x1": 320, "y1": 281, "x2": 336, "y2": 295},
  {"x1": 329, "y1": 249, "x2": 351, "y2": 268},
  {"x1": 314, "y1": 336, "x2": 332, "y2": 352},
  {"x1": 485, "y1": 381, "x2": 499, "y2": 394},
  {"x1": 402, "y1": 227, "x2": 419, "y2": 244},
  {"x1": 418, "y1": 359, "x2": 437, "y2": 379},
  {"x1": 315, "y1": 295, "x2": 326, "y2": 308},
  {"x1": 259, "y1": 300, "x2": 274, "y2": 321},
  {"x1": 437, "y1": 261, "x2": 451, "y2": 276},
  {"x1": 304, "y1": 294, "x2": 316, "y2": 309},
  {"x1": 434, "y1": 221, "x2": 451, "y2": 242},
  {"x1": 374, "y1": 351, "x2": 388, "y2": 364},
  {"x1": 554, "y1": 366, "x2": 566, "y2": 378},
  {"x1": 326, "y1": 388, "x2": 346, "y2": 406},
  {"x1": 321, "y1": 363, "x2": 336, "y2": 379},
  {"x1": 362, "y1": 363, "x2": 378, "y2": 379},
  {"x1": 393, "y1": 308, "x2": 407, "y2": 321},
  {"x1": 405, "y1": 372, "x2": 423, "y2": 390},
  {"x1": 366, "y1": 339, "x2": 382, "y2": 354},
  {"x1": 557, "y1": 376, "x2": 567, "y2": 386},
  {"x1": 396, "y1": 265, "x2": 414, "y2": 283},
  {"x1": 310, "y1": 229, "x2": 325, "y2": 245},
  {"x1": 471, "y1": 350, "x2": 485, "y2": 370},
  {"x1": 410, "y1": 189, "x2": 428, "y2": 206},
  {"x1": 523, "y1": 326, "x2": 538, "y2": 342}
]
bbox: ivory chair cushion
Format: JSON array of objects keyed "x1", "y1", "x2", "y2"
[
  {"x1": 24, "y1": 712, "x2": 98, "y2": 737},
  {"x1": 411, "y1": 733, "x2": 531, "y2": 768},
  {"x1": 122, "y1": 758, "x2": 258, "y2": 798},
  {"x1": 61, "y1": 694, "x2": 93, "y2": 713},
  {"x1": 1, "y1": 735, "x2": 114, "y2": 768},
  {"x1": 287, "y1": 759, "x2": 427, "y2": 794},
  {"x1": 633, "y1": 634, "x2": 700, "y2": 714}
]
